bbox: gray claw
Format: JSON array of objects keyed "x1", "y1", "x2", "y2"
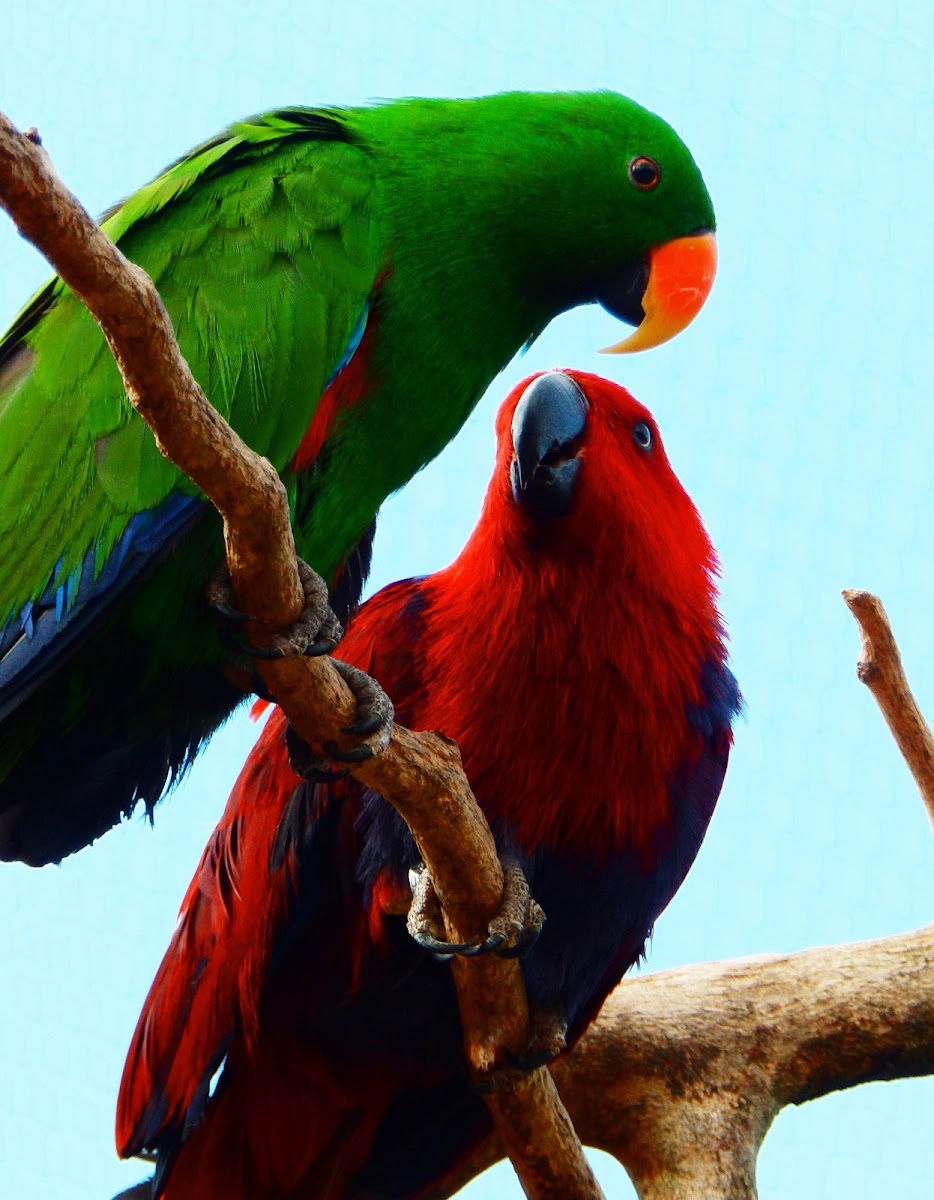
[
  {"x1": 304, "y1": 637, "x2": 340, "y2": 658},
  {"x1": 343, "y1": 712, "x2": 386, "y2": 738},
  {"x1": 507, "y1": 1009, "x2": 568, "y2": 1070},
  {"x1": 459, "y1": 931, "x2": 508, "y2": 957},
  {"x1": 407, "y1": 866, "x2": 480, "y2": 961},
  {"x1": 285, "y1": 724, "x2": 350, "y2": 783},
  {"x1": 210, "y1": 599, "x2": 251, "y2": 624},
  {"x1": 411, "y1": 928, "x2": 486, "y2": 960}
]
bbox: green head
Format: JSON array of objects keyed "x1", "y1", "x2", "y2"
[{"x1": 357, "y1": 89, "x2": 717, "y2": 354}]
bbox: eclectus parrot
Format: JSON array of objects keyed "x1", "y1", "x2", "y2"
[
  {"x1": 117, "y1": 371, "x2": 741, "y2": 1200},
  {"x1": 0, "y1": 91, "x2": 717, "y2": 866}
]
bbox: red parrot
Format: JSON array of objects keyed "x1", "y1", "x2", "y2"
[{"x1": 117, "y1": 370, "x2": 741, "y2": 1198}]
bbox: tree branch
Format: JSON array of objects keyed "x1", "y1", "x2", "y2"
[
  {"x1": 843, "y1": 589, "x2": 934, "y2": 831},
  {"x1": 424, "y1": 921, "x2": 934, "y2": 1200},
  {"x1": 0, "y1": 111, "x2": 602, "y2": 1199}
]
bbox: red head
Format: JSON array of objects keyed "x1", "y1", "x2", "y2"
[
  {"x1": 431, "y1": 371, "x2": 729, "y2": 854},
  {"x1": 459, "y1": 370, "x2": 720, "y2": 626}
]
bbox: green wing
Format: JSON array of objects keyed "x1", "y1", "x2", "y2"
[{"x1": 0, "y1": 108, "x2": 380, "y2": 628}]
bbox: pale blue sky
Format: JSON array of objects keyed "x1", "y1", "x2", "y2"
[{"x1": 1, "y1": 2, "x2": 933, "y2": 1197}]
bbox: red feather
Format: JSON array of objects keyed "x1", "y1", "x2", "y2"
[
  {"x1": 416, "y1": 373, "x2": 722, "y2": 860},
  {"x1": 292, "y1": 294, "x2": 381, "y2": 474},
  {"x1": 116, "y1": 713, "x2": 301, "y2": 1155}
]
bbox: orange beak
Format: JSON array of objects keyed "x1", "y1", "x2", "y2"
[{"x1": 602, "y1": 232, "x2": 717, "y2": 354}]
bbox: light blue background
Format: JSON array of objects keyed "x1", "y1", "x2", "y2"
[{"x1": 1, "y1": 2, "x2": 932, "y2": 1196}]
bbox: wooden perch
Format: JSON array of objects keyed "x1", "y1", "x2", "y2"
[
  {"x1": 0, "y1": 111, "x2": 601, "y2": 1199},
  {"x1": 425, "y1": 921, "x2": 934, "y2": 1200}
]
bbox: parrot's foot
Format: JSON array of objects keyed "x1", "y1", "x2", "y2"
[
  {"x1": 208, "y1": 559, "x2": 342, "y2": 661},
  {"x1": 507, "y1": 1007, "x2": 568, "y2": 1071},
  {"x1": 321, "y1": 660, "x2": 395, "y2": 763},
  {"x1": 285, "y1": 723, "x2": 349, "y2": 784},
  {"x1": 407, "y1": 858, "x2": 545, "y2": 962},
  {"x1": 470, "y1": 1010, "x2": 569, "y2": 1095},
  {"x1": 283, "y1": 660, "x2": 394, "y2": 781}
]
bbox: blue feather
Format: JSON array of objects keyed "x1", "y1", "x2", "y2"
[{"x1": 0, "y1": 492, "x2": 205, "y2": 718}]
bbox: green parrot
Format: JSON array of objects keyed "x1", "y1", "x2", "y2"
[{"x1": 0, "y1": 91, "x2": 717, "y2": 866}]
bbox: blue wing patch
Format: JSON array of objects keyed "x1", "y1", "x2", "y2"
[
  {"x1": 0, "y1": 492, "x2": 206, "y2": 719},
  {"x1": 687, "y1": 658, "x2": 744, "y2": 736},
  {"x1": 326, "y1": 299, "x2": 369, "y2": 386}
]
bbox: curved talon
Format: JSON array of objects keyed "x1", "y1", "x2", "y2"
[
  {"x1": 285, "y1": 725, "x2": 349, "y2": 784},
  {"x1": 508, "y1": 1010, "x2": 568, "y2": 1071},
  {"x1": 342, "y1": 712, "x2": 386, "y2": 738},
  {"x1": 208, "y1": 558, "x2": 344, "y2": 661},
  {"x1": 496, "y1": 941, "x2": 530, "y2": 960},
  {"x1": 210, "y1": 599, "x2": 251, "y2": 624},
  {"x1": 406, "y1": 858, "x2": 546, "y2": 963},
  {"x1": 304, "y1": 637, "x2": 340, "y2": 659},
  {"x1": 459, "y1": 931, "x2": 508, "y2": 957},
  {"x1": 321, "y1": 660, "x2": 394, "y2": 762},
  {"x1": 495, "y1": 920, "x2": 542, "y2": 960},
  {"x1": 214, "y1": 618, "x2": 285, "y2": 661},
  {"x1": 473, "y1": 1011, "x2": 569, "y2": 1091},
  {"x1": 411, "y1": 928, "x2": 486, "y2": 959},
  {"x1": 505, "y1": 1045, "x2": 559, "y2": 1071},
  {"x1": 322, "y1": 739, "x2": 376, "y2": 764},
  {"x1": 248, "y1": 670, "x2": 277, "y2": 703}
]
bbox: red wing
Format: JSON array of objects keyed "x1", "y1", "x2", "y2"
[
  {"x1": 116, "y1": 576, "x2": 428, "y2": 1158},
  {"x1": 116, "y1": 710, "x2": 304, "y2": 1155}
]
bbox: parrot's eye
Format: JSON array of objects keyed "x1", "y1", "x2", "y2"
[
  {"x1": 632, "y1": 421, "x2": 653, "y2": 450},
  {"x1": 628, "y1": 156, "x2": 661, "y2": 191}
]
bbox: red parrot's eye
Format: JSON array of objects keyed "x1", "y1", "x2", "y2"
[
  {"x1": 628, "y1": 156, "x2": 661, "y2": 190},
  {"x1": 632, "y1": 421, "x2": 653, "y2": 450}
]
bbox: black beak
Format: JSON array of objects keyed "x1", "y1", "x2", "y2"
[
  {"x1": 510, "y1": 372, "x2": 588, "y2": 519},
  {"x1": 594, "y1": 258, "x2": 648, "y2": 327}
]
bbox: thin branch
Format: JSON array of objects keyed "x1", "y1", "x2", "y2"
[
  {"x1": 843, "y1": 589, "x2": 934, "y2": 831},
  {"x1": 0, "y1": 111, "x2": 601, "y2": 1199}
]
